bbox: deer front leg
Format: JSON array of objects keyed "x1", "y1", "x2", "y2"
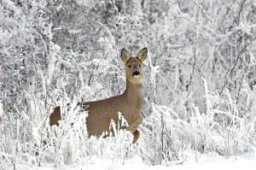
[
  {"x1": 132, "y1": 129, "x2": 140, "y2": 144},
  {"x1": 50, "y1": 106, "x2": 61, "y2": 126}
]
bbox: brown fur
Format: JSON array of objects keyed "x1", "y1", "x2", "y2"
[{"x1": 49, "y1": 48, "x2": 148, "y2": 143}]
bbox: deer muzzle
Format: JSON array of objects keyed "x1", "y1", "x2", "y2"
[{"x1": 133, "y1": 71, "x2": 140, "y2": 78}]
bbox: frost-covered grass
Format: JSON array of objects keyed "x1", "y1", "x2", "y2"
[
  {"x1": 1, "y1": 0, "x2": 256, "y2": 169},
  {"x1": 1, "y1": 90, "x2": 256, "y2": 169}
]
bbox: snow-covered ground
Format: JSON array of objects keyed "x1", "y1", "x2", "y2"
[{"x1": 6, "y1": 151, "x2": 256, "y2": 170}]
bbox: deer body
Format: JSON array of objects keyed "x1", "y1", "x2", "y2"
[{"x1": 49, "y1": 48, "x2": 148, "y2": 143}]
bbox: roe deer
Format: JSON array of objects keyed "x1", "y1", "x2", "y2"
[{"x1": 49, "y1": 48, "x2": 148, "y2": 143}]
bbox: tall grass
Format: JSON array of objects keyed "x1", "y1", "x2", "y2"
[{"x1": 1, "y1": 0, "x2": 256, "y2": 168}]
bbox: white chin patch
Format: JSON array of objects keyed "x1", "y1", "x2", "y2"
[{"x1": 133, "y1": 75, "x2": 140, "y2": 78}]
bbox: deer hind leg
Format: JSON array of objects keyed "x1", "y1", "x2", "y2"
[{"x1": 132, "y1": 129, "x2": 140, "y2": 144}]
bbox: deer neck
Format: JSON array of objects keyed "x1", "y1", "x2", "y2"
[{"x1": 123, "y1": 80, "x2": 144, "y2": 109}]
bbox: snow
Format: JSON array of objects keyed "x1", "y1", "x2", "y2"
[
  {"x1": 5, "y1": 151, "x2": 256, "y2": 170},
  {"x1": 2, "y1": 1, "x2": 256, "y2": 170}
]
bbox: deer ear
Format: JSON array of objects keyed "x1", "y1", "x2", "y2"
[
  {"x1": 121, "y1": 48, "x2": 131, "y2": 63},
  {"x1": 137, "y1": 47, "x2": 148, "y2": 62}
]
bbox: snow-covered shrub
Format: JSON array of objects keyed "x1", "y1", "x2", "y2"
[{"x1": 1, "y1": 0, "x2": 256, "y2": 168}]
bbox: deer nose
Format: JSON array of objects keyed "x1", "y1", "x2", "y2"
[{"x1": 133, "y1": 71, "x2": 140, "y2": 77}]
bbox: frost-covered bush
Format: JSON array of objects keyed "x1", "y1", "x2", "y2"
[{"x1": 1, "y1": 0, "x2": 256, "y2": 168}]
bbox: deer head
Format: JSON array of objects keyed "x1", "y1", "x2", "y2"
[{"x1": 121, "y1": 48, "x2": 148, "y2": 84}]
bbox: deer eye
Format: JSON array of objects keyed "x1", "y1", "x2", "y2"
[
  {"x1": 139, "y1": 64, "x2": 141, "y2": 67},
  {"x1": 128, "y1": 65, "x2": 131, "y2": 68}
]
